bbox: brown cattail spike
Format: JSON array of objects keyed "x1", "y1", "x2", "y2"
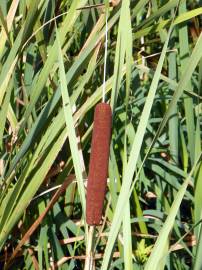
[{"x1": 86, "y1": 103, "x2": 112, "y2": 225}]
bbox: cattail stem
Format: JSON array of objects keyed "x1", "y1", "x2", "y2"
[{"x1": 84, "y1": 226, "x2": 95, "y2": 270}]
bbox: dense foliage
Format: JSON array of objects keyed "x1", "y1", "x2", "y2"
[{"x1": 0, "y1": 0, "x2": 202, "y2": 269}]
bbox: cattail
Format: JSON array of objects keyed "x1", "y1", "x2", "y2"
[{"x1": 86, "y1": 103, "x2": 112, "y2": 225}]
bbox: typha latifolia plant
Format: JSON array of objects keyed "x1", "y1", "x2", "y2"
[{"x1": 0, "y1": 0, "x2": 202, "y2": 269}]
